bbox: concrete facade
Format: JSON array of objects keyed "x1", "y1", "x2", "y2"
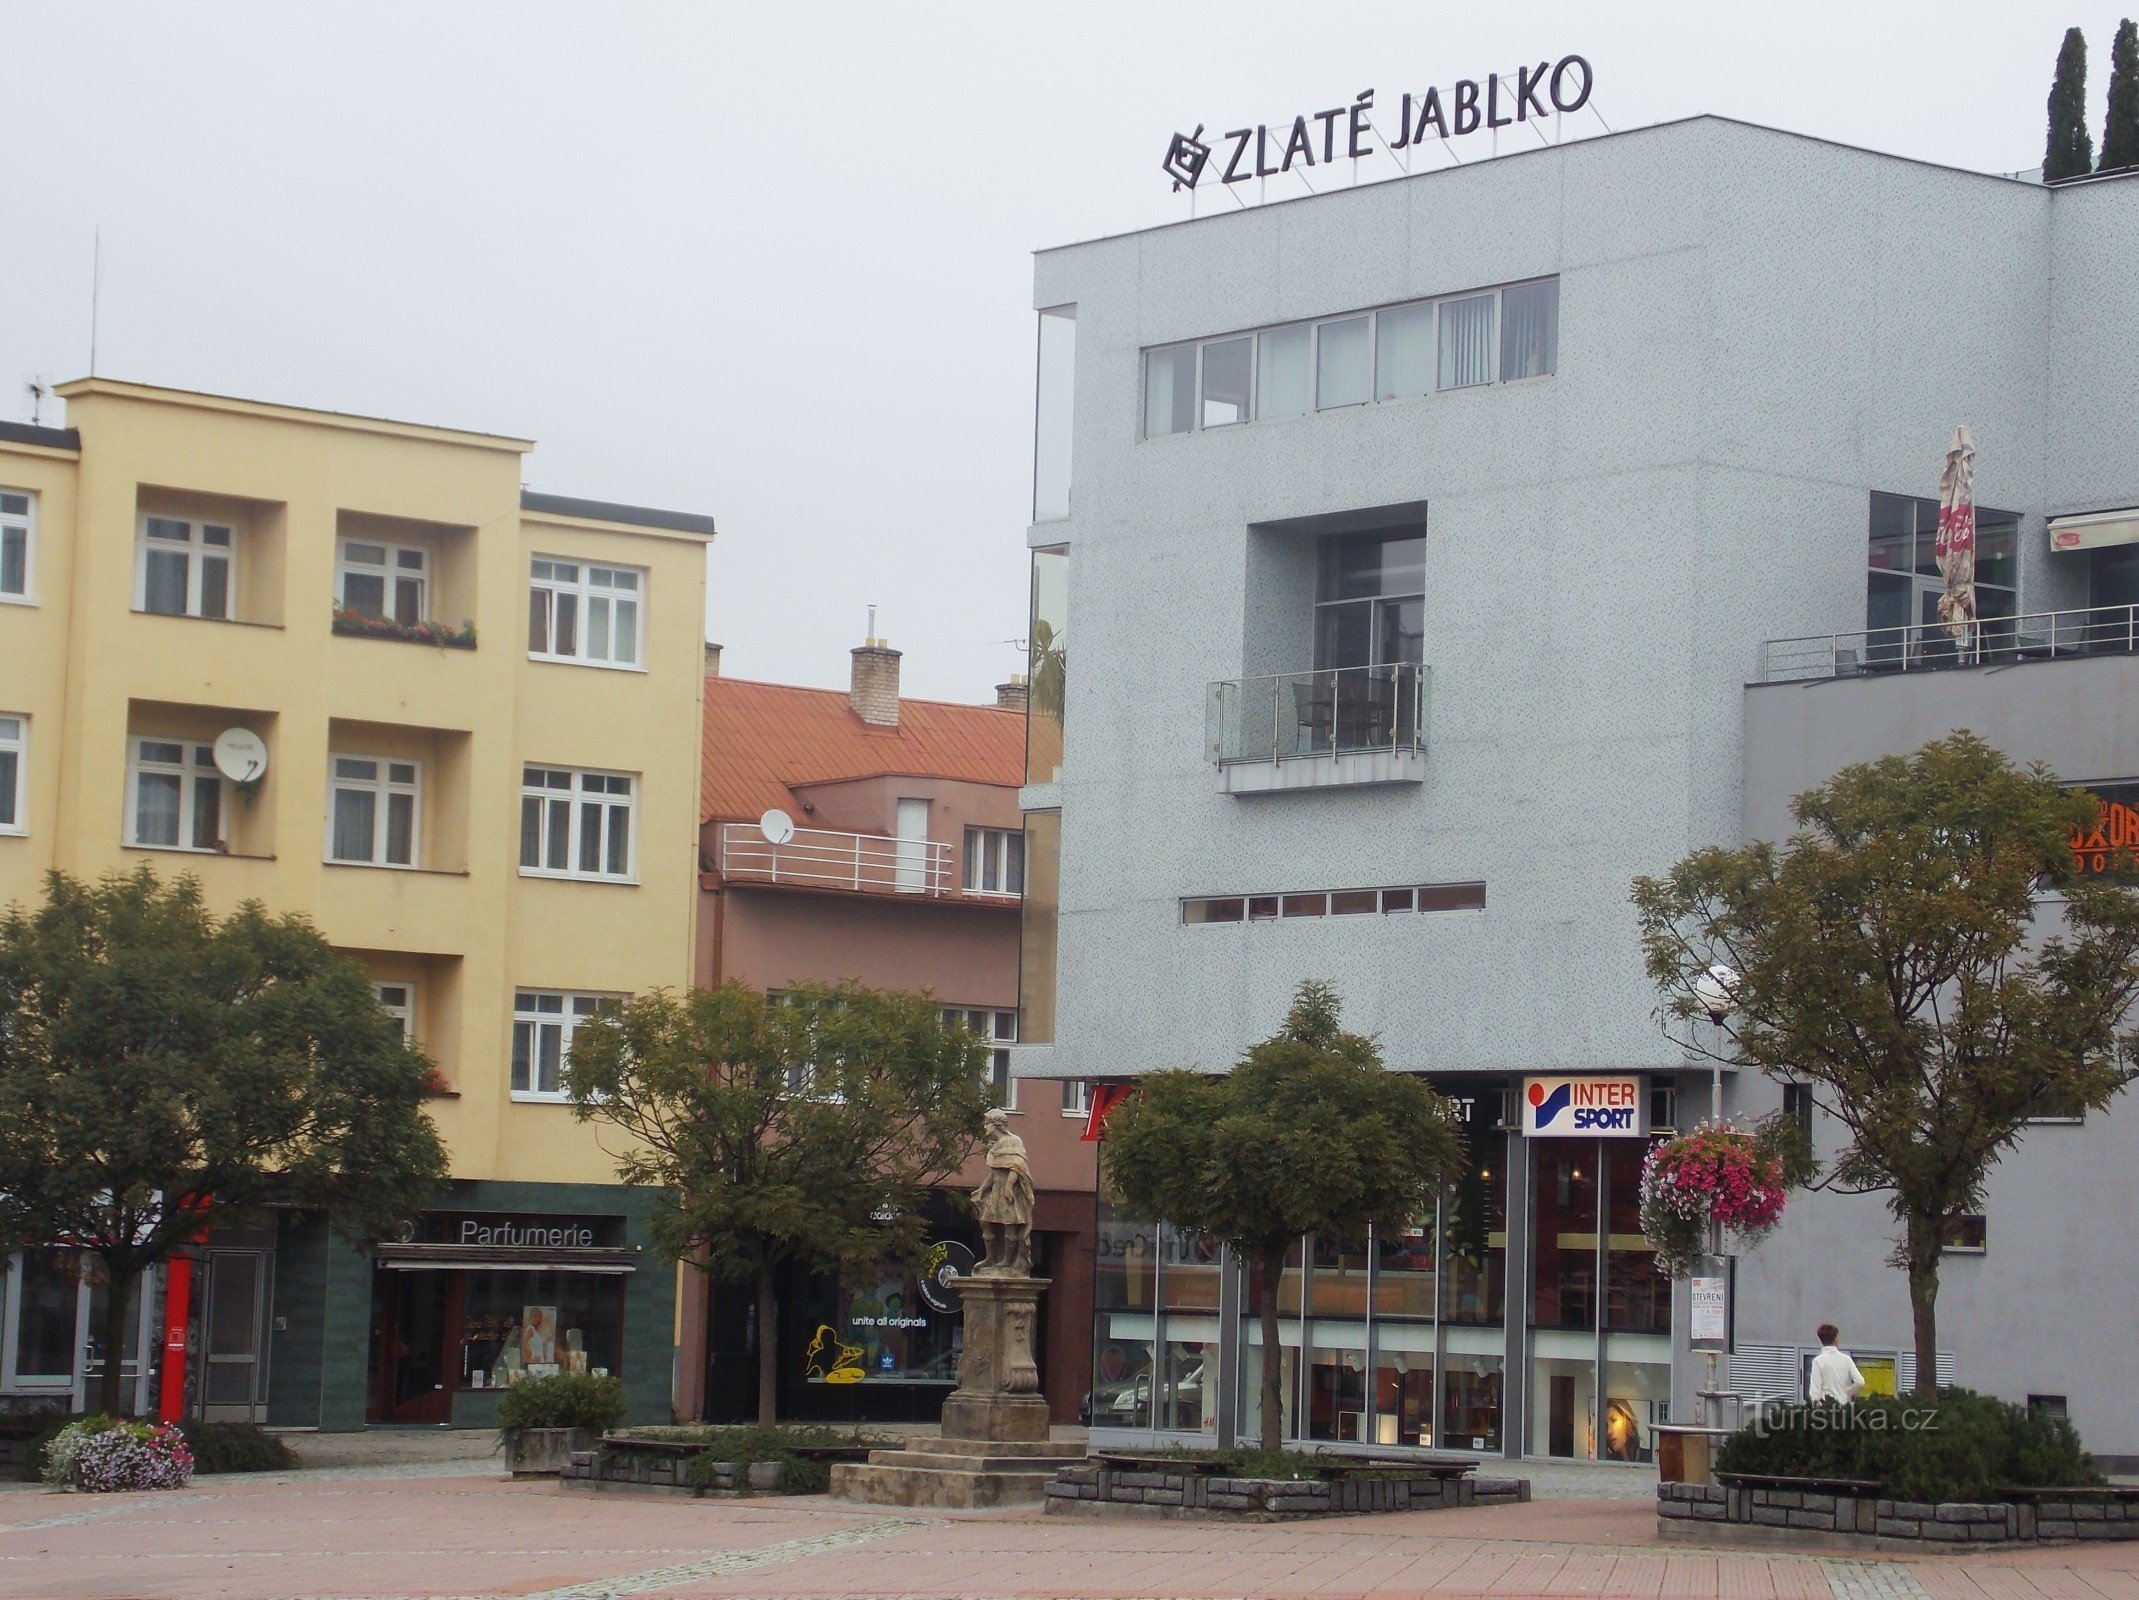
[{"x1": 1017, "y1": 116, "x2": 2139, "y2": 1458}]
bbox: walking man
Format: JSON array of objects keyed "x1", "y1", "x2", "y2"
[{"x1": 1807, "y1": 1322, "x2": 1867, "y2": 1404}]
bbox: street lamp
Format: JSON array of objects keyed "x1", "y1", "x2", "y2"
[{"x1": 1691, "y1": 963, "x2": 1738, "y2": 1124}]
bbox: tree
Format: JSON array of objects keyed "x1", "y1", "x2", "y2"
[
  {"x1": 2103, "y1": 19, "x2": 2139, "y2": 171},
  {"x1": 564, "y1": 980, "x2": 993, "y2": 1425},
  {"x1": 0, "y1": 867, "x2": 448, "y2": 1415},
  {"x1": 1101, "y1": 981, "x2": 1464, "y2": 1451},
  {"x1": 2047, "y1": 26, "x2": 2095, "y2": 181},
  {"x1": 1632, "y1": 734, "x2": 2139, "y2": 1397}
]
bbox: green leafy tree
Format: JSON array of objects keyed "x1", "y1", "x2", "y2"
[
  {"x1": 1101, "y1": 981, "x2": 1464, "y2": 1451},
  {"x1": 1632, "y1": 734, "x2": 2139, "y2": 1397},
  {"x1": 564, "y1": 980, "x2": 993, "y2": 1425},
  {"x1": 0, "y1": 867, "x2": 448, "y2": 1415},
  {"x1": 2047, "y1": 26, "x2": 2095, "y2": 181},
  {"x1": 2103, "y1": 19, "x2": 2139, "y2": 171}
]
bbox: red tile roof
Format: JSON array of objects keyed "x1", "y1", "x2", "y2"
[{"x1": 701, "y1": 676, "x2": 1025, "y2": 823}]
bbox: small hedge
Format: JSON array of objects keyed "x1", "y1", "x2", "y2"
[
  {"x1": 495, "y1": 1373, "x2": 626, "y2": 1449},
  {"x1": 177, "y1": 1421, "x2": 298, "y2": 1474},
  {"x1": 654, "y1": 1425, "x2": 887, "y2": 1495},
  {"x1": 1717, "y1": 1390, "x2": 2104, "y2": 1503}
]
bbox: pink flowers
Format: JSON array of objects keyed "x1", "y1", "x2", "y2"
[
  {"x1": 1639, "y1": 1124, "x2": 1788, "y2": 1275},
  {"x1": 42, "y1": 1417, "x2": 195, "y2": 1492}
]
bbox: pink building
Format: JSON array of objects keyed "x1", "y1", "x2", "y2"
[{"x1": 681, "y1": 639, "x2": 1096, "y2": 1424}]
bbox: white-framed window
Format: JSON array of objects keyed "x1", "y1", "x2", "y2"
[
  {"x1": 946, "y1": 1006, "x2": 1018, "y2": 1109},
  {"x1": 136, "y1": 516, "x2": 234, "y2": 619},
  {"x1": 337, "y1": 539, "x2": 428, "y2": 625},
  {"x1": 125, "y1": 737, "x2": 223, "y2": 852},
  {"x1": 373, "y1": 981, "x2": 416, "y2": 1044},
  {"x1": 0, "y1": 715, "x2": 24, "y2": 834},
  {"x1": 327, "y1": 756, "x2": 420, "y2": 868},
  {"x1": 963, "y1": 826, "x2": 1025, "y2": 896},
  {"x1": 1, "y1": 490, "x2": 33, "y2": 602},
  {"x1": 528, "y1": 558, "x2": 643, "y2": 667},
  {"x1": 1142, "y1": 277, "x2": 1559, "y2": 438},
  {"x1": 1063, "y1": 1078, "x2": 1092, "y2": 1119},
  {"x1": 511, "y1": 989, "x2": 615, "y2": 1100},
  {"x1": 519, "y1": 765, "x2": 636, "y2": 881}
]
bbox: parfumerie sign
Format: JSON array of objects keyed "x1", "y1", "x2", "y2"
[
  {"x1": 1163, "y1": 56, "x2": 1595, "y2": 192},
  {"x1": 459, "y1": 1219, "x2": 597, "y2": 1249}
]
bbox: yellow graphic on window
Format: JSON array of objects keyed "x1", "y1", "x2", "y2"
[
  {"x1": 1858, "y1": 1357, "x2": 1898, "y2": 1398},
  {"x1": 804, "y1": 1323, "x2": 866, "y2": 1384}
]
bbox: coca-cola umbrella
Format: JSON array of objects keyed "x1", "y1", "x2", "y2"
[{"x1": 1935, "y1": 425, "x2": 1978, "y2": 655}]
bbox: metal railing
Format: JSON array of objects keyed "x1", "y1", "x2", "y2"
[
  {"x1": 1760, "y1": 604, "x2": 2139, "y2": 684},
  {"x1": 717, "y1": 822, "x2": 953, "y2": 896},
  {"x1": 1206, "y1": 663, "x2": 1429, "y2": 765}
]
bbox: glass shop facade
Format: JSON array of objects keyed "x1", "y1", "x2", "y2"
[{"x1": 1089, "y1": 1075, "x2": 1680, "y2": 1461}]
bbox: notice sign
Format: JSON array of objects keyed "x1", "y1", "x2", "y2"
[
  {"x1": 1690, "y1": 1276, "x2": 1729, "y2": 1350},
  {"x1": 1522, "y1": 1076, "x2": 1644, "y2": 1137}
]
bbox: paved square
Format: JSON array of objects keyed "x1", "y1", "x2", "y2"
[{"x1": 6, "y1": 1463, "x2": 2139, "y2": 1600}]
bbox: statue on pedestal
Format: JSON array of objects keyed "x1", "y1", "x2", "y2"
[{"x1": 972, "y1": 1106, "x2": 1034, "y2": 1276}]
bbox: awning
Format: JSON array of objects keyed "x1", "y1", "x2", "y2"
[
  {"x1": 373, "y1": 1243, "x2": 637, "y2": 1275},
  {"x1": 2050, "y1": 508, "x2": 2139, "y2": 551}
]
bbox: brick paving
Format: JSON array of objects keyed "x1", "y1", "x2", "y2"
[{"x1": 4, "y1": 1465, "x2": 2139, "y2": 1600}]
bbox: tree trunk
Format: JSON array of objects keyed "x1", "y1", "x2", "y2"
[
  {"x1": 1904, "y1": 1214, "x2": 1942, "y2": 1400},
  {"x1": 754, "y1": 1262, "x2": 779, "y2": 1427},
  {"x1": 1258, "y1": 1246, "x2": 1285, "y2": 1454},
  {"x1": 97, "y1": 1261, "x2": 137, "y2": 1418}
]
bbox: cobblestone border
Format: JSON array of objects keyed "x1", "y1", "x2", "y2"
[
  {"x1": 1660, "y1": 1480, "x2": 2139, "y2": 1544},
  {"x1": 1046, "y1": 1461, "x2": 1531, "y2": 1519}
]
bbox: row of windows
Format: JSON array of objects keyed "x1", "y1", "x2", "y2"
[
  {"x1": 1144, "y1": 277, "x2": 1558, "y2": 439},
  {"x1": 0, "y1": 722, "x2": 641, "y2": 884},
  {"x1": 1183, "y1": 882, "x2": 1487, "y2": 923},
  {"x1": 0, "y1": 493, "x2": 648, "y2": 672}
]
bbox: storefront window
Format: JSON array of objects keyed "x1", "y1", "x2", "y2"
[
  {"x1": 1091, "y1": 1193, "x2": 1155, "y2": 1428},
  {"x1": 1531, "y1": 1337, "x2": 1598, "y2": 1459},
  {"x1": 1441, "y1": 1123, "x2": 1505, "y2": 1325},
  {"x1": 459, "y1": 1272, "x2": 623, "y2": 1388},
  {"x1": 1531, "y1": 1142, "x2": 1598, "y2": 1331},
  {"x1": 11, "y1": 1250, "x2": 80, "y2": 1384},
  {"x1": 799, "y1": 1255, "x2": 963, "y2": 1386},
  {"x1": 1605, "y1": 1140, "x2": 1670, "y2": 1333},
  {"x1": 1368, "y1": 1219, "x2": 1438, "y2": 1446},
  {"x1": 1603, "y1": 1343, "x2": 1672, "y2": 1463},
  {"x1": 1157, "y1": 1228, "x2": 1221, "y2": 1435},
  {"x1": 1237, "y1": 1240, "x2": 1304, "y2": 1441},
  {"x1": 1440, "y1": 1341, "x2": 1503, "y2": 1453},
  {"x1": 1304, "y1": 1237, "x2": 1371, "y2": 1442}
]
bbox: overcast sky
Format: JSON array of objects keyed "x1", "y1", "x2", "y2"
[{"x1": 0, "y1": 1, "x2": 2115, "y2": 700}]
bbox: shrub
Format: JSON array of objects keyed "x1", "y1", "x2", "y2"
[
  {"x1": 9, "y1": 1413, "x2": 74, "y2": 1484},
  {"x1": 177, "y1": 1421, "x2": 298, "y2": 1474},
  {"x1": 671, "y1": 1424, "x2": 875, "y2": 1494},
  {"x1": 1718, "y1": 1390, "x2": 2104, "y2": 1503},
  {"x1": 42, "y1": 1416, "x2": 193, "y2": 1492},
  {"x1": 494, "y1": 1372, "x2": 626, "y2": 1448}
]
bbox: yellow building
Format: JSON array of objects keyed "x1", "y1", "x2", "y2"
[{"x1": 0, "y1": 380, "x2": 713, "y2": 1428}]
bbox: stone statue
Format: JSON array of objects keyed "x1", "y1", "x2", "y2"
[{"x1": 972, "y1": 1107, "x2": 1034, "y2": 1276}]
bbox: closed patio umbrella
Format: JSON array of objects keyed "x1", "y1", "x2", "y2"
[{"x1": 1935, "y1": 425, "x2": 1978, "y2": 655}]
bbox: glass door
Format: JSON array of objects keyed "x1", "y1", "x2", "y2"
[{"x1": 199, "y1": 1251, "x2": 269, "y2": 1423}]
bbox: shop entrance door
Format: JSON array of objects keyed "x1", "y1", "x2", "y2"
[
  {"x1": 371, "y1": 1271, "x2": 458, "y2": 1424},
  {"x1": 198, "y1": 1251, "x2": 270, "y2": 1423}
]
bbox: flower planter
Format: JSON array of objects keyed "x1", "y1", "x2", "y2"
[
  {"x1": 506, "y1": 1426, "x2": 601, "y2": 1477},
  {"x1": 559, "y1": 1433, "x2": 878, "y2": 1496}
]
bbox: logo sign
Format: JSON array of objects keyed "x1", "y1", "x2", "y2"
[
  {"x1": 2070, "y1": 784, "x2": 2139, "y2": 875},
  {"x1": 1689, "y1": 1274, "x2": 1730, "y2": 1349},
  {"x1": 1522, "y1": 1075, "x2": 1643, "y2": 1137},
  {"x1": 1163, "y1": 56, "x2": 1595, "y2": 194}
]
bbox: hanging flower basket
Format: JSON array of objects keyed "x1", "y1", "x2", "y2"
[{"x1": 1639, "y1": 1123, "x2": 1787, "y2": 1277}]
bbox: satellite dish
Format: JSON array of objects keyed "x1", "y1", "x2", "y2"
[
  {"x1": 212, "y1": 728, "x2": 268, "y2": 784},
  {"x1": 759, "y1": 808, "x2": 796, "y2": 845}
]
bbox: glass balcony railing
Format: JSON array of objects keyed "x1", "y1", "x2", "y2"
[{"x1": 1206, "y1": 664, "x2": 1429, "y2": 765}]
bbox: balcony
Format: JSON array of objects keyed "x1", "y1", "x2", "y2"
[
  {"x1": 1205, "y1": 664, "x2": 1428, "y2": 795},
  {"x1": 716, "y1": 822, "x2": 954, "y2": 897},
  {"x1": 1759, "y1": 604, "x2": 2139, "y2": 683}
]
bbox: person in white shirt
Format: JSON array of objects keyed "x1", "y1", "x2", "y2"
[{"x1": 1807, "y1": 1322, "x2": 1867, "y2": 1405}]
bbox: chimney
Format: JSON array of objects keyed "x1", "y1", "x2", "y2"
[
  {"x1": 703, "y1": 642, "x2": 722, "y2": 677},
  {"x1": 995, "y1": 673, "x2": 1029, "y2": 712},
  {"x1": 851, "y1": 636, "x2": 902, "y2": 728}
]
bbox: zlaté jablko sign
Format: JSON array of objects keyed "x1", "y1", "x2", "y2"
[{"x1": 1163, "y1": 56, "x2": 1595, "y2": 192}]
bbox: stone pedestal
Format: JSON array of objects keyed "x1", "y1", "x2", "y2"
[{"x1": 830, "y1": 1274, "x2": 1084, "y2": 1508}]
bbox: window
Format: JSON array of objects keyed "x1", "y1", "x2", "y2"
[
  {"x1": 0, "y1": 715, "x2": 22, "y2": 833},
  {"x1": 1, "y1": 490, "x2": 32, "y2": 601},
  {"x1": 963, "y1": 826, "x2": 1025, "y2": 896},
  {"x1": 511, "y1": 990, "x2": 614, "y2": 1099},
  {"x1": 1942, "y1": 1214, "x2": 1987, "y2": 1254},
  {"x1": 946, "y1": 1006, "x2": 1017, "y2": 1108},
  {"x1": 1782, "y1": 1082, "x2": 1816, "y2": 1148},
  {"x1": 126, "y1": 738, "x2": 223, "y2": 851},
  {"x1": 1184, "y1": 882, "x2": 1483, "y2": 921},
  {"x1": 528, "y1": 559, "x2": 643, "y2": 667},
  {"x1": 374, "y1": 982, "x2": 416, "y2": 1044},
  {"x1": 1143, "y1": 277, "x2": 1557, "y2": 439},
  {"x1": 337, "y1": 540, "x2": 429, "y2": 625},
  {"x1": 1033, "y1": 305, "x2": 1077, "y2": 521},
  {"x1": 136, "y1": 516, "x2": 233, "y2": 619},
  {"x1": 1063, "y1": 1078, "x2": 1092, "y2": 1118},
  {"x1": 1315, "y1": 529, "x2": 1426, "y2": 670},
  {"x1": 328, "y1": 756, "x2": 420, "y2": 867},
  {"x1": 519, "y1": 765, "x2": 636, "y2": 881},
  {"x1": 1648, "y1": 1081, "x2": 1678, "y2": 1133},
  {"x1": 1500, "y1": 279, "x2": 1560, "y2": 380},
  {"x1": 1866, "y1": 491, "x2": 2020, "y2": 664},
  {"x1": 2028, "y1": 1394, "x2": 2069, "y2": 1419}
]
